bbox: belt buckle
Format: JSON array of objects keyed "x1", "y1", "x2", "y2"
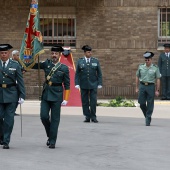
[
  {"x1": 144, "y1": 82, "x2": 148, "y2": 86},
  {"x1": 48, "y1": 81, "x2": 52, "y2": 86},
  {"x1": 2, "y1": 84, "x2": 7, "y2": 88}
]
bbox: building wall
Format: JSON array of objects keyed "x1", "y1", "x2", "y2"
[{"x1": 0, "y1": 0, "x2": 168, "y2": 99}]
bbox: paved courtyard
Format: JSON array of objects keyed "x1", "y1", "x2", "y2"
[{"x1": 0, "y1": 100, "x2": 170, "y2": 170}]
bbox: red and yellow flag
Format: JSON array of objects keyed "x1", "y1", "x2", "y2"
[{"x1": 20, "y1": 0, "x2": 44, "y2": 70}]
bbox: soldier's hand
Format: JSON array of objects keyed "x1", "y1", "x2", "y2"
[
  {"x1": 61, "y1": 100, "x2": 68, "y2": 106},
  {"x1": 18, "y1": 98, "x2": 24, "y2": 104},
  {"x1": 75, "y1": 85, "x2": 80, "y2": 89},
  {"x1": 155, "y1": 91, "x2": 159, "y2": 97},
  {"x1": 135, "y1": 88, "x2": 139, "y2": 93},
  {"x1": 98, "y1": 85, "x2": 102, "y2": 89}
]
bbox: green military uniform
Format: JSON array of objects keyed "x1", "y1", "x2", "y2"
[
  {"x1": 75, "y1": 56, "x2": 102, "y2": 121},
  {"x1": 33, "y1": 59, "x2": 70, "y2": 146},
  {"x1": 0, "y1": 58, "x2": 25, "y2": 146},
  {"x1": 158, "y1": 44, "x2": 170, "y2": 99},
  {"x1": 136, "y1": 62, "x2": 161, "y2": 125},
  {"x1": 11, "y1": 58, "x2": 26, "y2": 113}
]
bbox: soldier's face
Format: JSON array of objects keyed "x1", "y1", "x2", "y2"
[
  {"x1": 145, "y1": 58, "x2": 152, "y2": 66},
  {"x1": 51, "y1": 51, "x2": 61, "y2": 63},
  {"x1": 12, "y1": 53, "x2": 19, "y2": 61},
  {"x1": 84, "y1": 51, "x2": 92, "y2": 58},
  {"x1": 165, "y1": 47, "x2": 170, "y2": 53},
  {"x1": 0, "y1": 50, "x2": 10, "y2": 62}
]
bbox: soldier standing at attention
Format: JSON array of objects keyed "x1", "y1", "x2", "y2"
[
  {"x1": 158, "y1": 44, "x2": 170, "y2": 100},
  {"x1": 136, "y1": 51, "x2": 161, "y2": 126},
  {"x1": 0, "y1": 44, "x2": 25, "y2": 149},
  {"x1": 75, "y1": 45, "x2": 102, "y2": 123},
  {"x1": 11, "y1": 50, "x2": 26, "y2": 116},
  {"x1": 32, "y1": 45, "x2": 70, "y2": 149}
]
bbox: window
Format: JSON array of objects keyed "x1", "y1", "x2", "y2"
[
  {"x1": 158, "y1": 8, "x2": 170, "y2": 46},
  {"x1": 40, "y1": 15, "x2": 76, "y2": 47}
]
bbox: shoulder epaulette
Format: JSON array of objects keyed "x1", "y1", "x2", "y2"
[
  {"x1": 92, "y1": 57, "x2": 98, "y2": 60},
  {"x1": 153, "y1": 64, "x2": 158, "y2": 68},
  {"x1": 61, "y1": 63, "x2": 67, "y2": 67},
  {"x1": 12, "y1": 60, "x2": 18, "y2": 63},
  {"x1": 10, "y1": 59, "x2": 19, "y2": 65}
]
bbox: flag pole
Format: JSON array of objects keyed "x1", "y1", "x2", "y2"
[{"x1": 38, "y1": 55, "x2": 41, "y2": 100}]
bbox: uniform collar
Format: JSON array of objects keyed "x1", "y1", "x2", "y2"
[
  {"x1": 52, "y1": 61, "x2": 60, "y2": 66},
  {"x1": 1, "y1": 59, "x2": 9, "y2": 66},
  {"x1": 144, "y1": 63, "x2": 153, "y2": 68},
  {"x1": 84, "y1": 57, "x2": 91, "y2": 62}
]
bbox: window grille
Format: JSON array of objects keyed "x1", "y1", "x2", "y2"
[
  {"x1": 158, "y1": 8, "x2": 170, "y2": 46},
  {"x1": 40, "y1": 14, "x2": 76, "y2": 47}
]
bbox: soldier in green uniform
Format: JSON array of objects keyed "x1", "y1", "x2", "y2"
[
  {"x1": 11, "y1": 50, "x2": 26, "y2": 74},
  {"x1": 11, "y1": 50, "x2": 26, "y2": 116},
  {"x1": 136, "y1": 51, "x2": 161, "y2": 126},
  {"x1": 158, "y1": 44, "x2": 170, "y2": 100},
  {"x1": 75, "y1": 45, "x2": 102, "y2": 123},
  {"x1": 0, "y1": 44, "x2": 25, "y2": 149},
  {"x1": 32, "y1": 45, "x2": 70, "y2": 149}
]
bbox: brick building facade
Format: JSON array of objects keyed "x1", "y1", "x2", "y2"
[{"x1": 0, "y1": 0, "x2": 169, "y2": 99}]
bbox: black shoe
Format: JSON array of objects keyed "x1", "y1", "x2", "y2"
[
  {"x1": 3, "y1": 144, "x2": 9, "y2": 149},
  {"x1": 91, "y1": 119, "x2": 98, "y2": 123},
  {"x1": 49, "y1": 144, "x2": 55, "y2": 149},
  {"x1": 145, "y1": 118, "x2": 151, "y2": 126},
  {"x1": 46, "y1": 139, "x2": 50, "y2": 146},
  {"x1": 161, "y1": 97, "x2": 167, "y2": 100},
  {"x1": 84, "y1": 119, "x2": 90, "y2": 123}
]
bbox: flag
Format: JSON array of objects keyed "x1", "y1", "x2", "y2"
[{"x1": 19, "y1": 0, "x2": 44, "y2": 70}]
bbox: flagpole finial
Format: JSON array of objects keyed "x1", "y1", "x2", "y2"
[
  {"x1": 31, "y1": 0, "x2": 38, "y2": 4},
  {"x1": 30, "y1": 0, "x2": 38, "y2": 14}
]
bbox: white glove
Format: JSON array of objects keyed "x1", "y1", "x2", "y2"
[
  {"x1": 18, "y1": 98, "x2": 24, "y2": 104},
  {"x1": 61, "y1": 100, "x2": 68, "y2": 106},
  {"x1": 75, "y1": 85, "x2": 80, "y2": 89},
  {"x1": 98, "y1": 85, "x2": 102, "y2": 89}
]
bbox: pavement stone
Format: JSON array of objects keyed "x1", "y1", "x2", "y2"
[{"x1": 0, "y1": 100, "x2": 170, "y2": 170}]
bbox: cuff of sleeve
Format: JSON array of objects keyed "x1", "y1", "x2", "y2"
[{"x1": 64, "y1": 90, "x2": 70, "y2": 101}]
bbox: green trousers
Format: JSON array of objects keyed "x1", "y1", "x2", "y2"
[
  {"x1": 80, "y1": 88, "x2": 97, "y2": 120},
  {"x1": 0, "y1": 103, "x2": 16, "y2": 144},
  {"x1": 138, "y1": 84, "x2": 155, "y2": 125},
  {"x1": 161, "y1": 76, "x2": 170, "y2": 99},
  {"x1": 40, "y1": 100, "x2": 61, "y2": 145}
]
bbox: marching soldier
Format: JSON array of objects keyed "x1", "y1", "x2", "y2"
[
  {"x1": 158, "y1": 44, "x2": 170, "y2": 100},
  {"x1": 136, "y1": 51, "x2": 161, "y2": 126},
  {"x1": 75, "y1": 45, "x2": 102, "y2": 123},
  {"x1": 32, "y1": 45, "x2": 70, "y2": 149},
  {"x1": 0, "y1": 44, "x2": 25, "y2": 149}
]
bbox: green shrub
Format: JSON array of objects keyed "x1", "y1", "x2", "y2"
[{"x1": 97, "y1": 96, "x2": 135, "y2": 107}]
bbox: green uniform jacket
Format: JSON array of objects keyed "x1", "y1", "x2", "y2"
[
  {"x1": 136, "y1": 63, "x2": 161, "y2": 82},
  {"x1": 158, "y1": 53, "x2": 170, "y2": 76},
  {"x1": 75, "y1": 57, "x2": 102, "y2": 89},
  {"x1": 0, "y1": 59, "x2": 25, "y2": 103},
  {"x1": 33, "y1": 59, "x2": 70, "y2": 102}
]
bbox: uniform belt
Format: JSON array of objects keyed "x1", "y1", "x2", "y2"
[
  {"x1": 0, "y1": 83, "x2": 16, "y2": 88},
  {"x1": 46, "y1": 81, "x2": 62, "y2": 86},
  {"x1": 140, "y1": 82, "x2": 154, "y2": 86}
]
